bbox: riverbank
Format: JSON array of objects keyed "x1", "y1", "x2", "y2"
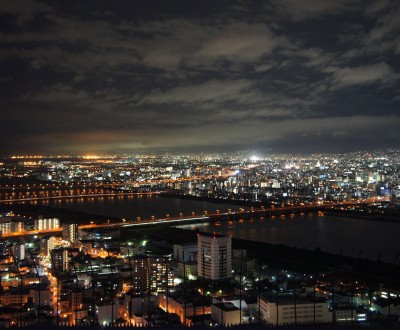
[
  {"x1": 160, "y1": 191, "x2": 266, "y2": 208},
  {"x1": 0, "y1": 203, "x2": 119, "y2": 224},
  {"x1": 2, "y1": 201, "x2": 399, "y2": 287},
  {"x1": 161, "y1": 192, "x2": 400, "y2": 225},
  {"x1": 122, "y1": 224, "x2": 400, "y2": 287},
  {"x1": 232, "y1": 237, "x2": 400, "y2": 286},
  {"x1": 326, "y1": 210, "x2": 400, "y2": 224}
]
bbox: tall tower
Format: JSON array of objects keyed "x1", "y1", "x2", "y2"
[{"x1": 198, "y1": 233, "x2": 232, "y2": 280}]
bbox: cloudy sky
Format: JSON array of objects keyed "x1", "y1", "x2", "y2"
[{"x1": 1, "y1": 0, "x2": 399, "y2": 156}]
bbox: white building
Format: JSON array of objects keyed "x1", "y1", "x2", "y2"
[
  {"x1": 0, "y1": 221, "x2": 11, "y2": 235},
  {"x1": 259, "y1": 295, "x2": 331, "y2": 326},
  {"x1": 211, "y1": 302, "x2": 240, "y2": 326},
  {"x1": 198, "y1": 233, "x2": 231, "y2": 280},
  {"x1": 96, "y1": 303, "x2": 118, "y2": 326},
  {"x1": 173, "y1": 242, "x2": 198, "y2": 263},
  {"x1": 335, "y1": 306, "x2": 367, "y2": 322},
  {"x1": 34, "y1": 216, "x2": 60, "y2": 230},
  {"x1": 372, "y1": 298, "x2": 400, "y2": 316}
]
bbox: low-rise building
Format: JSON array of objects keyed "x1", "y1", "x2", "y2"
[
  {"x1": 211, "y1": 302, "x2": 241, "y2": 326},
  {"x1": 259, "y1": 295, "x2": 331, "y2": 326},
  {"x1": 372, "y1": 298, "x2": 400, "y2": 316},
  {"x1": 124, "y1": 291, "x2": 159, "y2": 316},
  {"x1": 160, "y1": 294, "x2": 211, "y2": 325}
]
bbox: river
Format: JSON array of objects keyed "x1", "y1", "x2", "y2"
[
  {"x1": 37, "y1": 195, "x2": 399, "y2": 263},
  {"x1": 36, "y1": 194, "x2": 245, "y2": 220}
]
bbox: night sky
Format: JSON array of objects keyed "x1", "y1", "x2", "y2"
[{"x1": 1, "y1": 0, "x2": 399, "y2": 156}]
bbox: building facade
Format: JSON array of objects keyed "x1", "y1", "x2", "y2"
[
  {"x1": 198, "y1": 233, "x2": 232, "y2": 280},
  {"x1": 34, "y1": 216, "x2": 60, "y2": 231},
  {"x1": 259, "y1": 295, "x2": 331, "y2": 326},
  {"x1": 62, "y1": 223, "x2": 78, "y2": 243}
]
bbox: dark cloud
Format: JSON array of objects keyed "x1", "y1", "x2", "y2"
[{"x1": 0, "y1": 0, "x2": 399, "y2": 155}]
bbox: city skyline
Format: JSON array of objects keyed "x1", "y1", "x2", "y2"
[{"x1": 1, "y1": 0, "x2": 400, "y2": 156}]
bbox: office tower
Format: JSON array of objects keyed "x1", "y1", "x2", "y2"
[{"x1": 198, "y1": 233, "x2": 232, "y2": 280}]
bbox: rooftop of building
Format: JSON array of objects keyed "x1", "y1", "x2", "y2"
[
  {"x1": 213, "y1": 302, "x2": 239, "y2": 311},
  {"x1": 173, "y1": 241, "x2": 197, "y2": 247},
  {"x1": 198, "y1": 232, "x2": 229, "y2": 239},
  {"x1": 261, "y1": 294, "x2": 327, "y2": 306},
  {"x1": 373, "y1": 297, "x2": 400, "y2": 308}
]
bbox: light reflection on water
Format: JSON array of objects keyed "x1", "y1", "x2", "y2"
[
  {"x1": 38, "y1": 195, "x2": 399, "y2": 263},
  {"x1": 179, "y1": 213, "x2": 400, "y2": 263},
  {"x1": 39, "y1": 194, "x2": 247, "y2": 220}
]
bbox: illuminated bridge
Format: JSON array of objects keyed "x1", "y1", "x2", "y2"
[{"x1": 0, "y1": 197, "x2": 387, "y2": 239}]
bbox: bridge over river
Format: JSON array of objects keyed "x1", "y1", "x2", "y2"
[{"x1": 1, "y1": 198, "x2": 386, "y2": 238}]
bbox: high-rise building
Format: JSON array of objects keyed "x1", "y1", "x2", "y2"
[
  {"x1": 198, "y1": 233, "x2": 232, "y2": 280},
  {"x1": 51, "y1": 248, "x2": 70, "y2": 272},
  {"x1": 62, "y1": 223, "x2": 78, "y2": 243},
  {"x1": 10, "y1": 244, "x2": 25, "y2": 262},
  {"x1": 129, "y1": 254, "x2": 173, "y2": 293},
  {"x1": 40, "y1": 236, "x2": 60, "y2": 257}
]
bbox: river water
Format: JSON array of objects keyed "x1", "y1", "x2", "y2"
[
  {"x1": 38, "y1": 194, "x2": 244, "y2": 220},
  {"x1": 178, "y1": 214, "x2": 400, "y2": 263},
  {"x1": 38, "y1": 195, "x2": 399, "y2": 263}
]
